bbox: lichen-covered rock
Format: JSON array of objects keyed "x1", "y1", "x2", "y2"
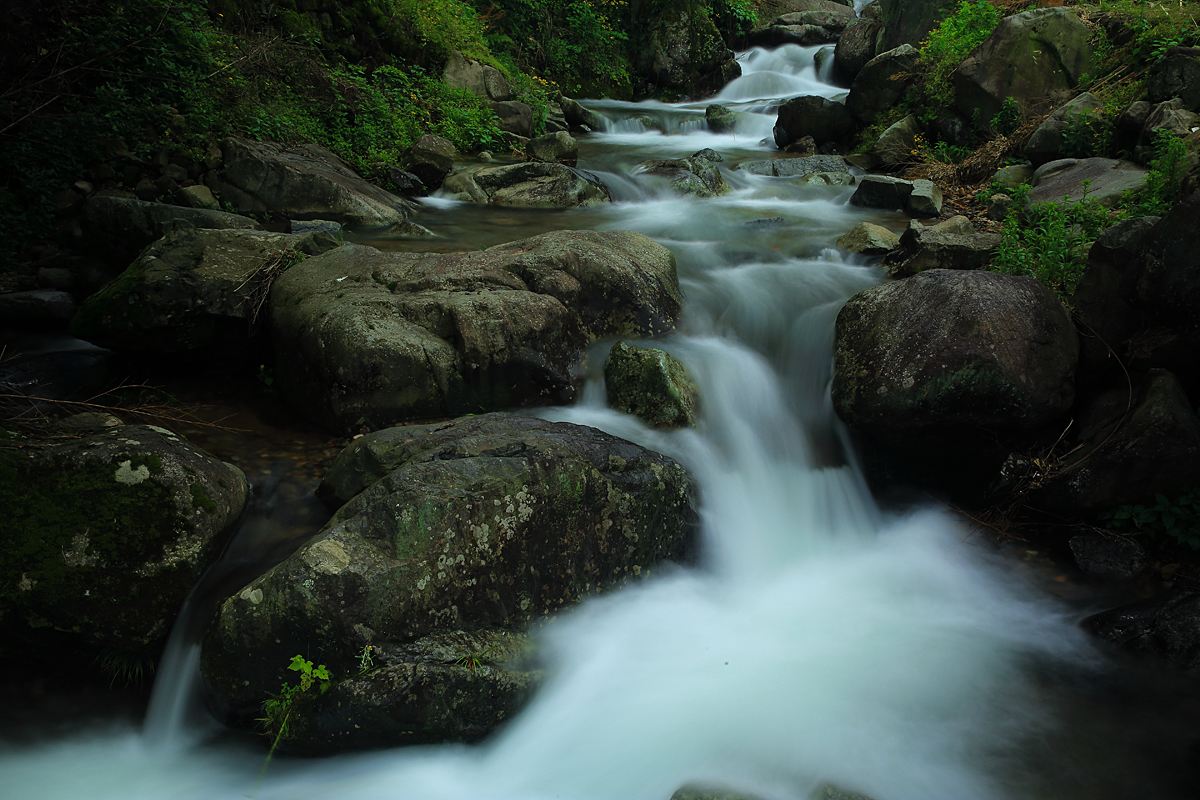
[
  {"x1": 846, "y1": 44, "x2": 919, "y2": 123},
  {"x1": 633, "y1": 8, "x2": 739, "y2": 98},
  {"x1": 211, "y1": 138, "x2": 416, "y2": 229},
  {"x1": 773, "y1": 96, "x2": 855, "y2": 148},
  {"x1": 268, "y1": 231, "x2": 681, "y2": 432},
  {"x1": 441, "y1": 162, "x2": 611, "y2": 208},
  {"x1": 1027, "y1": 158, "x2": 1148, "y2": 207},
  {"x1": 638, "y1": 149, "x2": 728, "y2": 198},
  {"x1": 706, "y1": 105, "x2": 738, "y2": 133},
  {"x1": 872, "y1": 114, "x2": 920, "y2": 167},
  {"x1": 951, "y1": 8, "x2": 1094, "y2": 125},
  {"x1": 605, "y1": 342, "x2": 699, "y2": 428},
  {"x1": 72, "y1": 227, "x2": 336, "y2": 355},
  {"x1": 0, "y1": 424, "x2": 248, "y2": 654},
  {"x1": 526, "y1": 131, "x2": 579, "y2": 166},
  {"x1": 836, "y1": 222, "x2": 901, "y2": 256},
  {"x1": 202, "y1": 413, "x2": 697, "y2": 730},
  {"x1": 885, "y1": 216, "x2": 1000, "y2": 276},
  {"x1": 442, "y1": 51, "x2": 513, "y2": 101},
  {"x1": 82, "y1": 194, "x2": 261, "y2": 266},
  {"x1": 737, "y1": 155, "x2": 849, "y2": 178},
  {"x1": 833, "y1": 269, "x2": 1078, "y2": 443}
]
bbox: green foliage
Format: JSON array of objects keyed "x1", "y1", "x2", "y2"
[
  {"x1": 1123, "y1": 128, "x2": 1191, "y2": 216},
  {"x1": 357, "y1": 643, "x2": 377, "y2": 674},
  {"x1": 990, "y1": 96, "x2": 1020, "y2": 136},
  {"x1": 259, "y1": 654, "x2": 333, "y2": 760},
  {"x1": 993, "y1": 183, "x2": 1113, "y2": 299},
  {"x1": 1108, "y1": 490, "x2": 1200, "y2": 550},
  {"x1": 711, "y1": 0, "x2": 758, "y2": 39},
  {"x1": 1059, "y1": 110, "x2": 1113, "y2": 158},
  {"x1": 926, "y1": 139, "x2": 973, "y2": 164},
  {"x1": 918, "y1": 0, "x2": 1002, "y2": 111}
]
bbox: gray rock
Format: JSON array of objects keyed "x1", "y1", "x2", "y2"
[
  {"x1": 526, "y1": 131, "x2": 579, "y2": 166},
  {"x1": 1, "y1": 424, "x2": 248, "y2": 653},
  {"x1": 873, "y1": 114, "x2": 920, "y2": 167},
  {"x1": 886, "y1": 216, "x2": 1000, "y2": 275},
  {"x1": 847, "y1": 44, "x2": 920, "y2": 123},
  {"x1": 1147, "y1": 46, "x2": 1200, "y2": 112},
  {"x1": 490, "y1": 100, "x2": 534, "y2": 137},
  {"x1": 849, "y1": 174, "x2": 940, "y2": 216},
  {"x1": 836, "y1": 222, "x2": 901, "y2": 255},
  {"x1": 605, "y1": 342, "x2": 699, "y2": 428},
  {"x1": 638, "y1": 149, "x2": 728, "y2": 198},
  {"x1": 202, "y1": 414, "x2": 697, "y2": 731},
  {"x1": 267, "y1": 231, "x2": 681, "y2": 431},
  {"x1": 0, "y1": 290, "x2": 75, "y2": 329},
  {"x1": 442, "y1": 162, "x2": 610, "y2": 208},
  {"x1": 212, "y1": 138, "x2": 416, "y2": 229},
  {"x1": 834, "y1": 13, "x2": 881, "y2": 84},
  {"x1": 82, "y1": 194, "x2": 261, "y2": 266},
  {"x1": 1136, "y1": 99, "x2": 1200, "y2": 158},
  {"x1": 1025, "y1": 93, "x2": 1105, "y2": 164},
  {"x1": 773, "y1": 95, "x2": 855, "y2": 148},
  {"x1": 174, "y1": 184, "x2": 220, "y2": 210},
  {"x1": 748, "y1": 23, "x2": 840, "y2": 47},
  {"x1": 992, "y1": 162, "x2": 1036, "y2": 189},
  {"x1": 290, "y1": 219, "x2": 345, "y2": 237},
  {"x1": 561, "y1": 97, "x2": 606, "y2": 132},
  {"x1": 442, "y1": 51, "x2": 513, "y2": 101},
  {"x1": 907, "y1": 179, "x2": 943, "y2": 217},
  {"x1": 1069, "y1": 534, "x2": 1146, "y2": 581},
  {"x1": 408, "y1": 135, "x2": 458, "y2": 191},
  {"x1": 876, "y1": 0, "x2": 957, "y2": 50},
  {"x1": 1028, "y1": 157, "x2": 1148, "y2": 207},
  {"x1": 737, "y1": 155, "x2": 849, "y2": 178},
  {"x1": 1085, "y1": 591, "x2": 1200, "y2": 672}
]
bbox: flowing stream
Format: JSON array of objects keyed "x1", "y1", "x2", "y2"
[{"x1": 3, "y1": 44, "x2": 1195, "y2": 800}]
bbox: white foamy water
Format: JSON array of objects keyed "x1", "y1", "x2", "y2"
[{"x1": 0, "y1": 45, "x2": 1092, "y2": 800}]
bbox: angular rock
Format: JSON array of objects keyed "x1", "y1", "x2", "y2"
[
  {"x1": 267, "y1": 231, "x2": 680, "y2": 431},
  {"x1": 526, "y1": 131, "x2": 579, "y2": 166},
  {"x1": 442, "y1": 51, "x2": 513, "y2": 101},
  {"x1": 407, "y1": 135, "x2": 458, "y2": 192},
  {"x1": 202, "y1": 413, "x2": 697, "y2": 724},
  {"x1": 848, "y1": 175, "x2": 939, "y2": 216},
  {"x1": 1137, "y1": 194, "x2": 1200, "y2": 338},
  {"x1": 952, "y1": 8, "x2": 1094, "y2": 124},
  {"x1": 836, "y1": 222, "x2": 901, "y2": 256},
  {"x1": 490, "y1": 100, "x2": 534, "y2": 137},
  {"x1": 1028, "y1": 157, "x2": 1148, "y2": 207},
  {"x1": 1025, "y1": 93, "x2": 1106, "y2": 164},
  {"x1": 82, "y1": 194, "x2": 260, "y2": 266},
  {"x1": 1137, "y1": 99, "x2": 1200, "y2": 158},
  {"x1": 1, "y1": 424, "x2": 248, "y2": 654},
  {"x1": 833, "y1": 270, "x2": 1078, "y2": 444},
  {"x1": 737, "y1": 155, "x2": 849, "y2": 178},
  {"x1": 992, "y1": 163, "x2": 1036, "y2": 189},
  {"x1": 886, "y1": 216, "x2": 1000, "y2": 276},
  {"x1": 1085, "y1": 591, "x2": 1200, "y2": 672},
  {"x1": 773, "y1": 96, "x2": 855, "y2": 148},
  {"x1": 174, "y1": 185, "x2": 220, "y2": 210},
  {"x1": 212, "y1": 138, "x2": 416, "y2": 229},
  {"x1": 638, "y1": 149, "x2": 728, "y2": 198},
  {"x1": 442, "y1": 162, "x2": 610, "y2": 208},
  {"x1": 834, "y1": 14, "x2": 882, "y2": 85},
  {"x1": 605, "y1": 342, "x2": 699, "y2": 428},
  {"x1": 1069, "y1": 534, "x2": 1146, "y2": 582},
  {"x1": 847, "y1": 44, "x2": 919, "y2": 123},
  {"x1": 562, "y1": 97, "x2": 606, "y2": 132},
  {"x1": 873, "y1": 114, "x2": 920, "y2": 167},
  {"x1": 907, "y1": 179, "x2": 943, "y2": 217},
  {"x1": 1147, "y1": 46, "x2": 1200, "y2": 112},
  {"x1": 1035, "y1": 370, "x2": 1200, "y2": 512},
  {"x1": 72, "y1": 227, "x2": 335, "y2": 355},
  {"x1": 876, "y1": 0, "x2": 957, "y2": 50}
]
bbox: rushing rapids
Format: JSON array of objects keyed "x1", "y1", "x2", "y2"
[{"x1": 6, "y1": 43, "x2": 1191, "y2": 800}]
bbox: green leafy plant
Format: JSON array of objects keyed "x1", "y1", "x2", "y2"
[
  {"x1": 1060, "y1": 110, "x2": 1113, "y2": 159},
  {"x1": 711, "y1": 0, "x2": 758, "y2": 39},
  {"x1": 990, "y1": 96, "x2": 1020, "y2": 136},
  {"x1": 1108, "y1": 490, "x2": 1200, "y2": 550},
  {"x1": 259, "y1": 655, "x2": 333, "y2": 762},
  {"x1": 1123, "y1": 128, "x2": 1191, "y2": 216},
  {"x1": 357, "y1": 643, "x2": 377, "y2": 674},
  {"x1": 918, "y1": 0, "x2": 1002, "y2": 111}
]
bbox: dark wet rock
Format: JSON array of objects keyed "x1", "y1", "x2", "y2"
[
  {"x1": 886, "y1": 216, "x2": 1001, "y2": 276},
  {"x1": 1025, "y1": 93, "x2": 1105, "y2": 164},
  {"x1": 174, "y1": 184, "x2": 220, "y2": 210},
  {"x1": 633, "y1": 9, "x2": 739, "y2": 99},
  {"x1": 1136, "y1": 99, "x2": 1200, "y2": 158},
  {"x1": 562, "y1": 97, "x2": 605, "y2": 132},
  {"x1": 773, "y1": 96, "x2": 855, "y2": 148},
  {"x1": 1085, "y1": 591, "x2": 1200, "y2": 672},
  {"x1": 952, "y1": 8, "x2": 1094, "y2": 124},
  {"x1": 638, "y1": 149, "x2": 728, "y2": 197},
  {"x1": 442, "y1": 51, "x2": 513, "y2": 101},
  {"x1": 847, "y1": 44, "x2": 919, "y2": 124},
  {"x1": 1028, "y1": 158, "x2": 1148, "y2": 207},
  {"x1": 873, "y1": 114, "x2": 920, "y2": 167},
  {"x1": 442, "y1": 162, "x2": 610, "y2": 208},
  {"x1": 876, "y1": 0, "x2": 956, "y2": 50},
  {"x1": 1034, "y1": 370, "x2": 1200, "y2": 512},
  {"x1": 605, "y1": 342, "x2": 699, "y2": 428},
  {"x1": 290, "y1": 219, "x2": 345, "y2": 237},
  {"x1": 72, "y1": 227, "x2": 337, "y2": 356},
  {"x1": 1069, "y1": 534, "x2": 1146, "y2": 581},
  {"x1": 749, "y1": 4, "x2": 852, "y2": 47},
  {"x1": 267, "y1": 230, "x2": 680, "y2": 432},
  {"x1": 1147, "y1": 47, "x2": 1200, "y2": 112},
  {"x1": 1116, "y1": 100, "x2": 1155, "y2": 156},
  {"x1": 526, "y1": 131, "x2": 579, "y2": 166},
  {"x1": 281, "y1": 629, "x2": 538, "y2": 752},
  {"x1": 992, "y1": 162, "x2": 1036, "y2": 189},
  {"x1": 0, "y1": 290, "x2": 75, "y2": 330},
  {"x1": 490, "y1": 100, "x2": 535, "y2": 137},
  {"x1": 211, "y1": 138, "x2": 416, "y2": 229},
  {"x1": 706, "y1": 104, "x2": 738, "y2": 133},
  {"x1": 836, "y1": 222, "x2": 901, "y2": 256},
  {"x1": 0, "y1": 343, "x2": 114, "y2": 404},
  {"x1": 407, "y1": 135, "x2": 458, "y2": 191},
  {"x1": 1137, "y1": 194, "x2": 1200, "y2": 344},
  {"x1": 202, "y1": 413, "x2": 697, "y2": 732},
  {"x1": 0, "y1": 424, "x2": 248, "y2": 654},
  {"x1": 849, "y1": 175, "x2": 941, "y2": 217},
  {"x1": 82, "y1": 194, "x2": 260, "y2": 266},
  {"x1": 834, "y1": 270, "x2": 1078, "y2": 461},
  {"x1": 834, "y1": 13, "x2": 882, "y2": 85},
  {"x1": 737, "y1": 154, "x2": 849, "y2": 178}
]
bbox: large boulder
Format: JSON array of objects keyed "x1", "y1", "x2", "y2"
[
  {"x1": 633, "y1": 9, "x2": 740, "y2": 98},
  {"x1": 872, "y1": 114, "x2": 921, "y2": 167},
  {"x1": 441, "y1": 162, "x2": 610, "y2": 208},
  {"x1": 605, "y1": 342, "x2": 700, "y2": 428},
  {"x1": 1024, "y1": 93, "x2": 1106, "y2": 164},
  {"x1": 1034, "y1": 370, "x2": 1200, "y2": 512},
  {"x1": 72, "y1": 227, "x2": 336, "y2": 355},
  {"x1": 211, "y1": 138, "x2": 416, "y2": 229},
  {"x1": 441, "y1": 51, "x2": 513, "y2": 101},
  {"x1": 82, "y1": 194, "x2": 261, "y2": 266},
  {"x1": 1147, "y1": 47, "x2": 1200, "y2": 112},
  {"x1": 748, "y1": 3, "x2": 854, "y2": 46},
  {"x1": 407, "y1": 135, "x2": 458, "y2": 192},
  {"x1": 638, "y1": 149, "x2": 728, "y2": 197},
  {"x1": 952, "y1": 8, "x2": 1094, "y2": 125},
  {"x1": 1027, "y1": 157, "x2": 1148, "y2": 207},
  {"x1": 885, "y1": 216, "x2": 1001, "y2": 276},
  {"x1": 833, "y1": 12, "x2": 882, "y2": 85},
  {"x1": 267, "y1": 231, "x2": 681, "y2": 431},
  {"x1": 875, "y1": 0, "x2": 957, "y2": 50},
  {"x1": 526, "y1": 131, "x2": 579, "y2": 166},
  {"x1": 846, "y1": 44, "x2": 919, "y2": 123},
  {"x1": 1, "y1": 423, "x2": 248, "y2": 656},
  {"x1": 561, "y1": 97, "x2": 606, "y2": 132},
  {"x1": 737, "y1": 154, "x2": 849, "y2": 179},
  {"x1": 849, "y1": 175, "x2": 942, "y2": 217},
  {"x1": 1138, "y1": 194, "x2": 1200, "y2": 338},
  {"x1": 489, "y1": 100, "x2": 535, "y2": 137},
  {"x1": 201, "y1": 413, "x2": 697, "y2": 740},
  {"x1": 773, "y1": 96, "x2": 855, "y2": 148},
  {"x1": 833, "y1": 270, "x2": 1078, "y2": 470}
]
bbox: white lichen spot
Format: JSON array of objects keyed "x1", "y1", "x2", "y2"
[
  {"x1": 147, "y1": 425, "x2": 178, "y2": 438},
  {"x1": 114, "y1": 459, "x2": 151, "y2": 485},
  {"x1": 62, "y1": 532, "x2": 99, "y2": 567},
  {"x1": 18, "y1": 573, "x2": 35, "y2": 592},
  {"x1": 239, "y1": 586, "x2": 264, "y2": 605},
  {"x1": 416, "y1": 575, "x2": 430, "y2": 591},
  {"x1": 303, "y1": 539, "x2": 351, "y2": 575}
]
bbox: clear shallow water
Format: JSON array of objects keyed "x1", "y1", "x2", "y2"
[{"x1": 4, "y1": 46, "x2": 1197, "y2": 800}]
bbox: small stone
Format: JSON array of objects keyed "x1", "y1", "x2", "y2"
[
  {"x1": 987, "y1": 193, "x2": 1013, "y2": 220},
  {"x1": 837, "y1": 222, "x2": 901, "y2": 255},
  {"x1": 905, "y1": 179, "x2": 942, "y2": 217},
  {"x1": 175, "y1": 184, "x2": 220, "y2": 210},
  {"x1": 1069, "y1": 534, "x2": 1146, "y2": 581},
  {"x1": 705, "y1": 104, "x2": 738, "y2": 133},
  {"x1": 605, "y1": 342, "x2": 699, "y2": 428}
]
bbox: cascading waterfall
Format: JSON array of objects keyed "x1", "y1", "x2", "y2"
[{"x1": 0, "y1": 44, "x2": 1093, "y2": 800}]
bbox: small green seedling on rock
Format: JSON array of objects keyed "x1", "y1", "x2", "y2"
[{"x1": 258, "y1": 655, "x2": 332, "y2": 768}]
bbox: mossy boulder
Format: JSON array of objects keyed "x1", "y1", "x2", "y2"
[
  {"x1": 773, "y1": 96, "x2": 856, "y2": 148},
  {"x1": 201, "y1": 413, "x2": 697, "y2": 741},
  {"x1": 836, "y1": 222, "x2": 901, "y2": 256},
  {"x1": 633, "y1": 8, "x2": 739, "y2": 99},
  {"x1": 81, "y1": 194, "x2": 261, "y2": 267},
  {"x1": 605, "y1": 342, "x2": 700, "y2": 428},
  {"x1": 72, "y1": 227, "x2": 337, "y2": 356},
  {"x1": 846, "y1": 44, "x2": 919, "y2": 124},
  {"x1": 638, "y1": 149, "x2": 729, "y2": 198},
  {"x1": 876, "y1": 0, "x2": 957, "y2": 50},
  {"x1": 0, "y1": 424, "x2": 248, "y2": 656},
  {"x1": 267, "y1": 230, "x2": 681, "y2": 432},
  {"x1": 441, "y1": 162, "x2": 611, "y2": 207},
  {"x1": 526, "y1": 131, "x2": 579, "y2": 166}
]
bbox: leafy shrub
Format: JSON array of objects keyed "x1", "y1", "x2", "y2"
[
  {"x1": 711, "y1": 0, "x2": 758, "y2": 39},
  {"x1": 990, "y1": 96, "x2": 1020, "y2": 136},
  {"x1": 1123, "y1": 128, "x2": 1191, "y2": 216},
  {"x1": 1108, "y1": 490, "x2": 1200, "y2": 551},
  {"x1": 1059, "y1": 110, "x2": 1114, "y2": 158},
  {"x1": 259, "y1": 654, "x2": 333, "y2": 758},
  {"x1": 918, "y1": 0, "x2": 1002, "y2": 111},
  {"x1": 993, "y1": 184, "x2": 1112, "y2": 299}
]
